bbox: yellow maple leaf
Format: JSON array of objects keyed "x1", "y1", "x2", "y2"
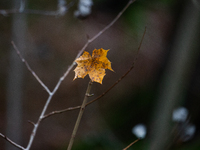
[{"x1": 73, "y1": 48, "x2": 114, "y2": 84}]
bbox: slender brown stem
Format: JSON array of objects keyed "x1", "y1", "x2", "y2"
[
  {"x1": 67, "y1": 80, "x2": 93, "y2": 150},
  {"x1": 123, "y1": 138, "x2": 140, "y2": 150},
  {"x1": 42, "y1": 62, "x2": 136, "y2": 120}
]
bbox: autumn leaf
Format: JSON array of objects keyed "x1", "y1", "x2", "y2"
[{"x1": 73, "y1": 48, "x2": 114, "y2": 84}]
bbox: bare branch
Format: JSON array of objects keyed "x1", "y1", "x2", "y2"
[
  {"x1": 0, "y1": 9, "x2": 59, "y2": 16},
  {"x1": 42, "y1": 26, "x2": 146, "y2": 120},
  {"x1": 88, "y1": 0, "x2": 136, "y2": 43},
  {"x1": 19, "y1": 0, "x2": 25, "y2": 12},
  {"x1": 52, "y1": 0, "x2": 136, "y2": 102},
  {"x1": 67, "y1": 80, "x2": 93, "y2": 150},
  {"x1": 25, "y1": 94, "x2": 53, "y2": 150},
  {"x1": 86, "y1": 27, "x2": 146, "y2": 105},
  {"x1": 42, "y1": 106, "x2": 81, "y2": 120},
  {"x1": 42, "y1": 55, "x2": 138, "y2": 119},
  {"x1": 11, "y1": 41, "x2": 51, "y2": 95},
  {"x1": 6, "y1": 1, "x2": 136, "y2": 149},
  {"x1": 0, "y1": 0, "x2": 75, "y2": 16},
  {"x1": 0, "y1": 133, "x2": 25, "y2": 150}
]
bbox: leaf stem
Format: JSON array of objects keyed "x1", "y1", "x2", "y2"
[
  {"x1": 123, "y1": 138, "x2": 140, "y2": 150},
  {"x1": 67, "y1": 80, "x2": 93, "y2": 150}
]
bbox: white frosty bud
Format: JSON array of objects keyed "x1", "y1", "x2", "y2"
[
  {"x1": 172, "y1": 107, "x2": 188, "y2": 122},
  {"x1": 181, "y1": 124, "x2": 196, "y2": 142},
  {"x1": 132, "y1": 124, "x2": 147, "y2": 139},
  {"x1": 58, "y1": 0, "x2": 67, "y2": 16},
  {"x1": 74, "y1": 0, "x2": 93, "y2": 18}
]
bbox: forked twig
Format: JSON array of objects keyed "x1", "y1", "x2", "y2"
[
  {"x1": 41, "y1": 0, "x2": 136, "y2": 118},
  {"x1": 0, "y1": 1, "x2": 136, "y2": 149},
  {"x1": 42, "y1": 27, "x2": 146, "y2": 120},
  {"x1": 57, "y1": 0, "x2": 136, "y2": 84},
  {"x1": 11, "y1": 41, "x2": 51, "y2": 95},
  {"x1": 87, "y1": 27, "x2": 146, "y2": 105}
]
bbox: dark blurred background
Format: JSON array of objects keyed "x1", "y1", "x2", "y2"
[{"x1": 0, "y1": 0, "x2": 200, "y2": 150}]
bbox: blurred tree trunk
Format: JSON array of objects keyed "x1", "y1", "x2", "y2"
[
  {"x1": 6, "y1": 0, "x2": 27, "y2": 150},
  {"x1": 150, "y1": 1, "x2": 200, "y2": 150}
]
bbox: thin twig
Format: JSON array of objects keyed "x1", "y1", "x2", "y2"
[
  {"x1": 42, "y1": 106, "x2": 81, "y2": 120},
  {"x1": 55, "y1": 0, "x2": 136, "y2": 90},
  {"x1": 42, "y1": 26, "x2": 146, "y2": 120},
  {"x1": 123, "y1": 138, "x2": 140, "y2": 150},
  {"x1": 42, "y1": 0, "x2": 136, "y2": 113},
  {"x1": 42, "y1": 60, "x2": 138, "y2": 119},
  {"x1": 86, "y1": 27, "x2": 146, "y2": 105},
  {"x1": 11, "y1": 41, "x2": 51, "y2": 95},
  {"x1": 0, "y1": 133, "x2": 25, "y2": 150},
  {"x1": 41, "y1": 0, "x2": 136, "y2": 119},
  {"x1": 67, "y1": 80, "x2": 93, "y2": 150},
  {"x1": 5, "y1": 1, "x2": 136, "y2": 150},
  {"x1": 25, "y1": 94, "x2": 53, "y2": 150}
]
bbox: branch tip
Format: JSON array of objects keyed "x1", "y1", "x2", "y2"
[{"x1": 28, "y1": 120, "x2": 36, "y2": 126}]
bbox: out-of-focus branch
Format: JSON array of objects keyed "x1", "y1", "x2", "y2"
[
  {"x1": 0, "y1": 9, "x2": 58, "y2": 16},
  {"x1": 0, "y1": 0, "x2": 73, "y2": 16},
  {"x1": 5, "y1": 1, "x2": 27, "y2": 149},
  {"x1": 150, "y1": 1, "x2": 200, "y2": 150},
  {"x1": 19, "y1": 0, "x2": 25, "y2": 12}
]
